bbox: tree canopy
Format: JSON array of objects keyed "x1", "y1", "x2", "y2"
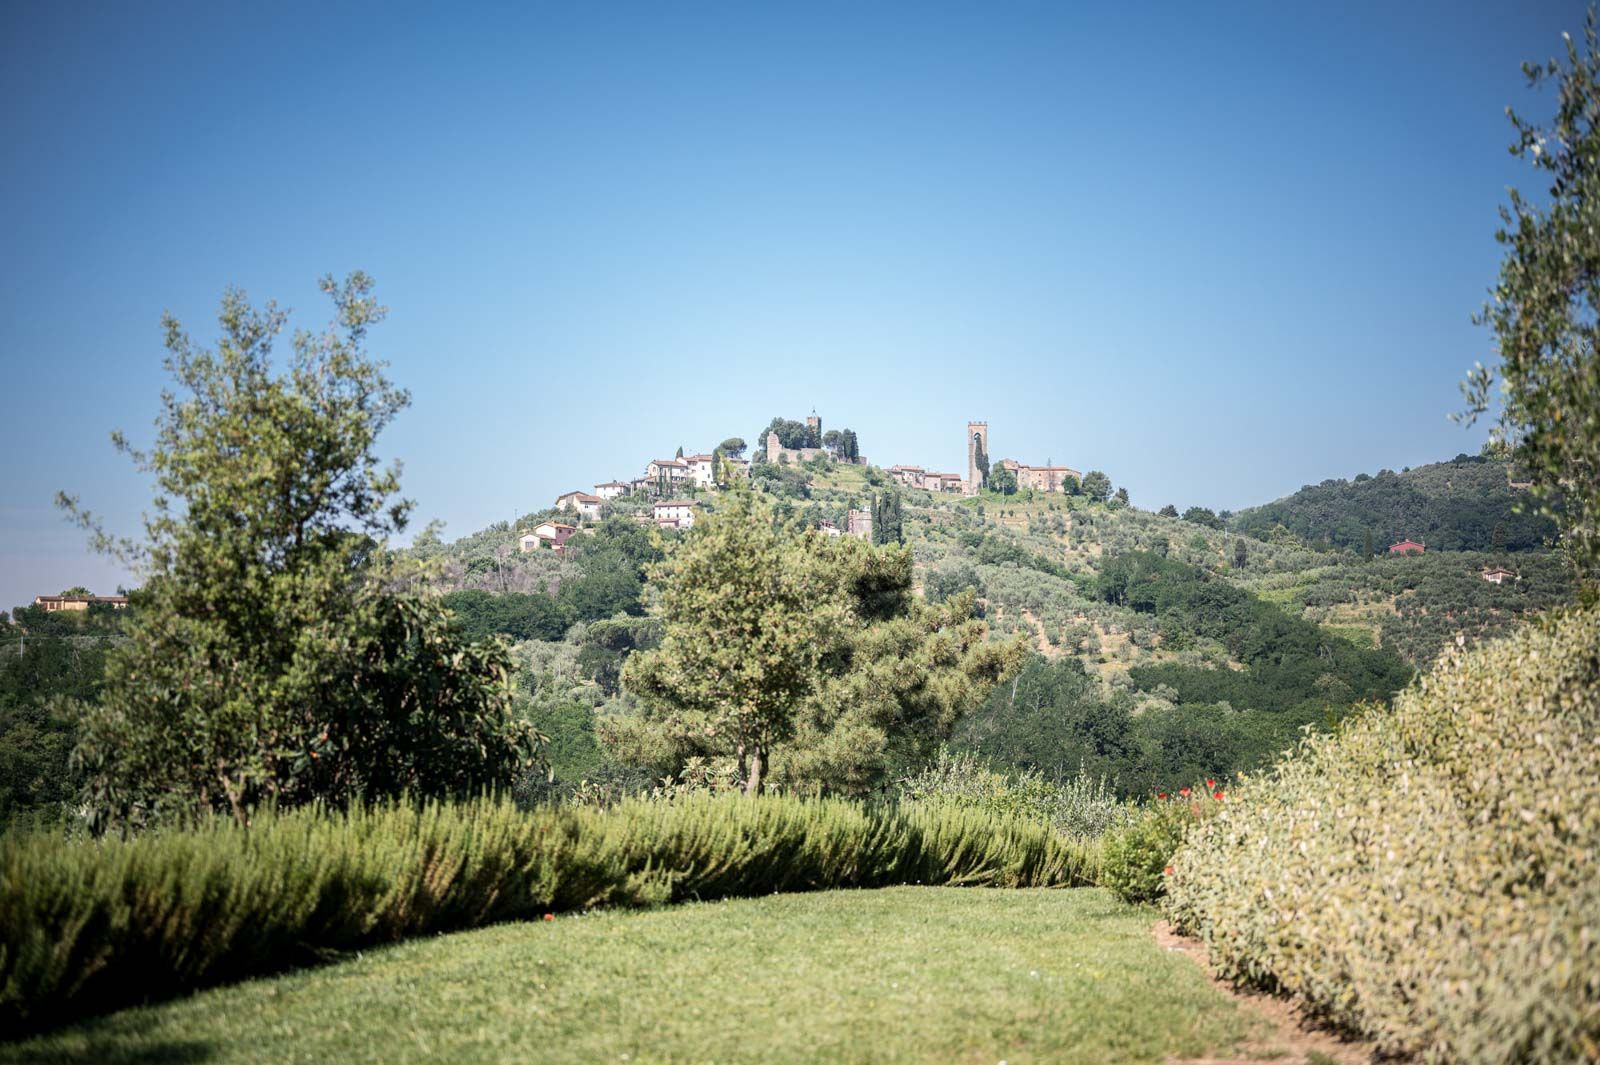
[{"x1": 60, "y1": 275, "x2": 538, "y2": 827}]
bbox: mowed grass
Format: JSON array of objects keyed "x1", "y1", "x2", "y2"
[{"x1": 4, "y1": 887, "x2": 1253, "y2": 1065}]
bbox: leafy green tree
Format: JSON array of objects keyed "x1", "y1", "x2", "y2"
[
  {"x1": 1234, "y1": 538, "x2": 1249, "y2": 570},
  {"x1": 822, "y1": 429, "x2": 842, "y2": 454},
  {"x1": 719, "y1": 437, "x2": 747, "y2": 459},
  {"x1": 1082, "y1": 470, "x2": 1112, "y2": 503},
  {"x1": 1112, "y1": 487, "x2": 1131, "y2": 509},
  {"x1": 1159, "y1": 505, "x2": 1180, "y2": 518},
  {"x1": 973, "y1": 436, "x2": 990, "y2": 488},
  {"x1": 441, "y1": 589, "x2": 571, "y2": 642},
  {"x1": 989, "y1": 465, "x2": 1018, "y2": 495},
  {"x1": 1182, "y1": 506, "x2": 1221, "y2": 529},
  {"x1": 1463, "y1": 15, "x2": 1600, "y2": 579},
  {"x1": 59, "y1": 275, "x2": 539, "y2": 827},
  {"x1": 840, "y1": 428, "x2": 860, "y2": 463},
  {"x1": 760, "y1": 417, "x2": 810, "y2": 450},
  {"x1": 610, "y1": 488, "x2": 1020, "y2": 795},
  {"x1": 613, "y1": 488, "x2": 849, "y2": 795}
]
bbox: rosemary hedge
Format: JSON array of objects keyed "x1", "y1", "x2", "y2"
[
  {"x1": 1166, "y1": 607, "x2": 1600, "y2": 1064},
  {"x1": 0, "y1": 793, "x2": 1095, "y2": 1034}
]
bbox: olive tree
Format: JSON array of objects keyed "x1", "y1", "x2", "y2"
[
  {"x1": 60, "y1": 274, "x2": 539, "y2": 827},
  {"x1": 1465, "y1": 13, "x2": 1600, "y2": 581}
]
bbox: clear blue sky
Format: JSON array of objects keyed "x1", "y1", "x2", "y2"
[{"x1": 0, "y1": 0, "x2": 1585, "y2": 610}]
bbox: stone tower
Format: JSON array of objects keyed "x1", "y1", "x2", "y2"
[
  {"x1": 806, "y1": 411, "x2": 821, "y2": 444},
  {"x1": 967, "y1": 421, "x2": 988, "y2": 495}
]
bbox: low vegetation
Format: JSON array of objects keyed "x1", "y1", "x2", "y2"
[
  {"x1": 0, "y1": 792, "x2": 1095, "y2": 1033},
  {"x1": 1165, "y1": 606, "x2": 1600, "y2": 1062}
]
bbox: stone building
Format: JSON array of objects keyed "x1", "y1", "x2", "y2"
[
  {"x1": 999, "y1": 459, "x2": 1082, "y2": 493},
  {"x1": 966, "y1": 421, "x2": 989, "y2": 495},
  {"x1": 847, "y1": 508, "x2": 873, "y2": 540}
]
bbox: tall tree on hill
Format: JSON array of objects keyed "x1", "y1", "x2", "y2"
[
  {"x1": 610, "y1": 487, "x2": 1022, "y2": 795},
  {"x1": 1113, "y1": 487, "x2": 1131, "y2": 509},
  {"x1": 1160, "y1": 504, "x2": 1179, "y2": 518},
  {"x1": 841, "y1": 428, "x2": 860, "y2": 463},
  {"x1": 989, "y1": 464, "x2": 1018, "y2": 495},
  {"x1": 973, "y1": 437, "x2": 990, "y2": 488},
  {"x1": 1082, "y1": 470, "x2": 1112, "y2": 503},
  {"x1": 1234, "y1": 538, "x2": 1249, "y2": 570},
  {"x1": 719, "y1": 437, "x2": 747, "y2": 460},
  {"x1": 58, "y1": 274, "x2": 538, "y2": 827},
  {"x1": 1464, "y1": 14, "x2": 1600, "y2": 581}
]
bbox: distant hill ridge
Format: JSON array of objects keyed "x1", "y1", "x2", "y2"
[{"x1": 1231, "y1": 454, "x2": 1553, "y2": 554}]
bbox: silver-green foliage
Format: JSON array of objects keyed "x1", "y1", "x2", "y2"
[
  {"x1": 0, "y1": 792, "x2": 1096, "y2": 1034},
  {"x1": 899, "y1": 750, "x2": 1132, "y2": 844},
  {"x1": 1165, "y1": 607, "x2": 1600, "y2": 1063}
]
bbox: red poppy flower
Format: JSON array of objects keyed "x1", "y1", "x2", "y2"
[
  {"x1": 1157, "y1": 792, "x2": 1168, "y2": 800},
  {"x1": 1163, "y1": 866, "x2": 1174, "y2": 876},
  {"x1": 1179, "y1": 787, "x2": 1191, "y2": 797},
  {"x1": 1213, "y1": 790, "x2": 1224, "y2": 801},
  {"x1": 543, "y1": 913, "x2": 554, "y2": 922},
  {"x1": 1206, "y1": 778, "x2": 1216, "y2": 789}
]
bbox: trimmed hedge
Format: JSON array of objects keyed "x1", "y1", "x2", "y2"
[
  {"x1": 0, "y1": 793, "x2": 1095, "y2": 1034},
  {"x1": 1165, "y1": 607, "x2": 1600, "y2": 1064}
]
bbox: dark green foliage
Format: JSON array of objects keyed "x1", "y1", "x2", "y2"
[
  {"x1": 441, "y1": 589, "x2": 571, "y2": 642},
  {"x1": 60, "y1": 276, "x2": 537, "y2": 827},
  {"x1": 989, "y1": 465, "x2": 1018, "y2": 495},
  {"x1": 1181, "y1": 506, "x2": 1222, "y2": 529},
  {"x1": 0, "y1": 608, "x2": 126, "y2": 823},
  {"x1": 924, "y1": 563, "x2": 984, "y2": 605},
  {"x1": 872, "y1": 490, "x2": 905, "y2": 545},
  {"x1": 1231, "y1": 455, "x2": 1554, "y2": 552},
  {"x1": 759, "y1": 416, "x2": 810, "y2": 450},
  {"x1": 577, "y1": 617, "x2": 662, "y2": 695},
  {"x1": 1081, "y1": 470, "x2": 1112, "y2": 503},
  {"x1": 751, "y1": 462, "x2": 812, "y2": 498},
  {"x1": 1296, "y1": 550, "x2": 1576, "y2": 665},
  {"x1": 1101, "y1": 799, "x2": 1207, "y2": 904},
  {"x1": 1096, "y1": 551, "x2": 1411, "y2": 710},
  {"x1": 0, "y1": 794, "x2": 1097, "y2": 1034}
]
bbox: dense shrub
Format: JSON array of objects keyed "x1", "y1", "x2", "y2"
[
  {"x1": 1100, "y1": 788, "x2": 1222, "y2": 904},
  {"x1": 0, "y1": 792, "x2": 1095, "y2": 1034},
  {"x1": 1165, "y1": 607, "x2": 1600, "y2": 1063}
]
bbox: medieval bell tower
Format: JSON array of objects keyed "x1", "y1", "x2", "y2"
[{"x1": 967, "y1": 421, "x2": 988, "y2": 495}]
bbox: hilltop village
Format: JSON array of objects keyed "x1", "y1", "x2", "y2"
[{"x1": 522, "y1": 414, "x2": 1087, "y2": 551}]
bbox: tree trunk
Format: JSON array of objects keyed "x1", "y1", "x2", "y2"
[{"x1": 743, "y1": 742, "x2": 766, "y2": 798}]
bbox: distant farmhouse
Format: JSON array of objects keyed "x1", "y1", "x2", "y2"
[
  {"x1": 555, "y1": 491, "x2": 604, "y2": 520},
  {"x1": 34, "y1": 593, "x2": 128, "y2": 612},
  {"x1": 1481, "y1": 565, "x2": 1517, "y2": 584},
  {"x1": 520, "y1": 521, "x2": 576, "y2": 553},
  {"x1": 653, "y1": 499, "x2": 698, "y2": 529},
  {"x1": 1390, "y1": 539, "x2": 1426, "y2": 556},
  {"x1": 594, "y1": 480, "x2": 629, "y2": 500}
]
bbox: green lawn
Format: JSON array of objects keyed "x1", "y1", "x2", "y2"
[{"x1": 5, "y1": 888, "x2": 1254, "y2": 1065}]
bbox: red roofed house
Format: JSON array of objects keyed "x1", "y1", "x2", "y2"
[
  {"x1": 520, "y1": 522, "x2": 576, "y2": 553},
  {"x1": 1481, "y1": 566, "x2": 1518, "y2": 584},
  {"x1": 1389, "y1": 539, "x2": 1426, "y2": 556}
]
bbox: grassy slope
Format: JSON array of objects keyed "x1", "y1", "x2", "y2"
[{"x1": 7, "y1": 888, "x2": 1252, "y2": 1065}]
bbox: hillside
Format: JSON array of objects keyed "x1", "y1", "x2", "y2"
[
  {"x1": 391, "y1": 451, "x2": 1575, "y2": 796},
  {"x1": 1229, "y1": 453, "x2": 1551, "y2": 553}
]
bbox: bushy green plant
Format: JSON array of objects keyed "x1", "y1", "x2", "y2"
[
  {"x1": 0, "y1": 792, "x2": 1096, "y2": 1035},
  {"x1": 898, "y1": 749, "x2": 1130, "y2": 841},
  {"x1": 1100, "y1": 787, "x2": 1223, "y2": 903},
  {"x1": 1165, "y1": 607, "x2": 1600, "y2": 1063}
]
